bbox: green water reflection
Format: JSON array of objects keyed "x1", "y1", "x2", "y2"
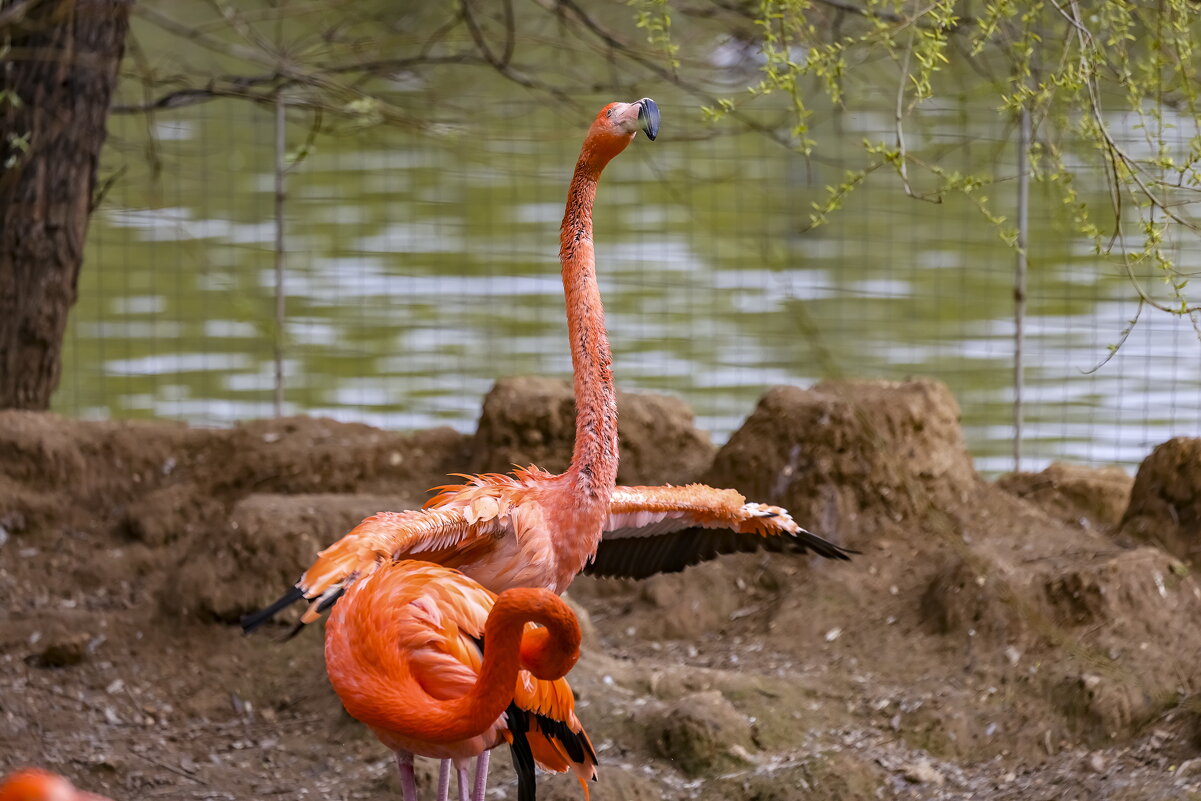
[{"x1": 59, "y1": 13, "x2": 1201, "y2": 476}]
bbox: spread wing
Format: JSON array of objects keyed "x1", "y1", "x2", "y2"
[
  {"x1": 583, "y1": 484, "x2": 854, "y2": 580},
  {"x1": 243, "y1": 470, "x2": 555, "y2": 634},
  {"x1": 241, "y1": 483, "x2": 520, "y2": 635}
]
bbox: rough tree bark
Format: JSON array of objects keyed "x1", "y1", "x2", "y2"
[{"x1": 0, "y1": 0, "x2": 131, "y2": 409}]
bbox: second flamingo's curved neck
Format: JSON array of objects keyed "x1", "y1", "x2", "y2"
[
  {"x1": 559, "y1": 148, "x2": 620, "y2": 512},
  {"x1": 328, "y1": 587, "x2": 580, "y2": 746}
]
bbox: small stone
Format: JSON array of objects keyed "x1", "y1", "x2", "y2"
[
  {"x1": 106, "y1": 679, "x2": 125, "y2": 694},
  {"x1": 27, "y1": 637, "x2": 88, "y2": 668},
  {"x1": 824, "y1": 627, "x2": 842, "y2": 642},
  {"x1": 902, "y1": 758, "x2": 945, "y2": 785},
  {"x1": 1177, "y1": 758, "x2": 1201, "y2": 779},
  {"x1": 727, "y1": 744, "x2": 757, "y2": 764},
  {"x1": 1087, "y1": 752, "x2": 1106, "y2": 774},
  {"x1": 1004, "y1": 645, "x2": 1021, "y2": 665}
]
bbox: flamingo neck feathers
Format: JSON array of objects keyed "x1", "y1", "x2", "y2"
[
  {"x1": 559, "y1": 138, "x2": 622, "y2": 515},
  {"x1": 333, "y1": 588, "x2": 580, "y2": 745}
]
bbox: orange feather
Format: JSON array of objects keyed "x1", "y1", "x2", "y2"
[
  {"x1": 324, "y1": 560, "x2": 596, "y2": 796},
  {"x1": 0, "y1": 769, "x2": 113, "y2": 801}
]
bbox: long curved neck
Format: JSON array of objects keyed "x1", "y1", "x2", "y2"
[
  {"x1": 341, "y1": 589, "x2": 580, "y2": 745},
  {"x1": 559, "y1": 148, "x2": 619, "y2": 509}
]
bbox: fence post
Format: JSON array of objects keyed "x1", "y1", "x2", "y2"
[
  {"x1": 273, "y1": 91, "x2": 287, "y2": 418},
  {"x1": 1013, "y1": 104, "x2": 1031, "y2": 472}
]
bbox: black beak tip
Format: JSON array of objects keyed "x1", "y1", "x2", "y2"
[{"x1": 638, "y1": 98, "x2": 660, "y2": 142}]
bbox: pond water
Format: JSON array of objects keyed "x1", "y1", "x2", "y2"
[{"x1": 59, "y1": 12, "x2": 1201, "y2": 476}]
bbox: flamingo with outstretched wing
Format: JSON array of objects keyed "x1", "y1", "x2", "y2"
[{"x1": 243, "y1": 98, "x2": 851, "y2": 638}]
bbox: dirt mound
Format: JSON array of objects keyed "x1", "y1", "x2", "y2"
[
  {"x1": 0, "y1": 411, "x2": 465, "y2": 536},
  {"x1": 1120, "y1": 437, "x2": 1201, "y2": 564},
  {"x1": 919, "y1": 552, "x2": 1026, "y2": 643},
  {"x1": 208, "y1": 416, "x2": 468, "y2": 497},
  {"x1": 998, "y1": 462, "x2": 1133, "y2": 530},
  {"x1": 705, "y1": 380, "x2": 978, "y2": 546},
  {"x1": 638, "y1": 689, "x2": 757, "y2": 776},
  {"x1": 470, "y1": 376, "x2": 714, "y2": 485},
  {"x1": 0, "y1": 411, "x2": 194, "y2": 535},
  {"x1": 166, "y1": 493, "x2": 423, "y2": 622},
  {"x1": 914, "y1": 541, "x2": 1200, "y2": 751}
]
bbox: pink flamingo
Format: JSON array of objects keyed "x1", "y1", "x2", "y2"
[{"x1": 245, "y1": 97, "x2": 850, "y2": 635}]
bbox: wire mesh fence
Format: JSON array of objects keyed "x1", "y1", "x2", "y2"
[{"x1": 61, "y1": 38, "x2": 1201, "y2": 477}]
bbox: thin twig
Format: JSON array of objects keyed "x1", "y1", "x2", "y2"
[
  {"x1": 894, "y1": 5, "x2": 919, "y2": 198},
  {"x1": 549, "y1": 0, "x2": 799, "y2": 151}
]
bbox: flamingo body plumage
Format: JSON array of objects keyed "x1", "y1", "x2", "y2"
[
  {"x1": 0, "y1": 769, "x2": 113, "y2": 801},
  {"x1": 324, "y1": 560, "x2": 595, "y2": 801}
]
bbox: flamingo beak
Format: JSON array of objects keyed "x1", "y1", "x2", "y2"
[{"x1": 637, "y1": 98, "x2": 660, "y2": 141}]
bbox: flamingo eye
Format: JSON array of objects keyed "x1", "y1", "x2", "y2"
[{"x1": 606, "y1": 108, "x2": 613, "y2": 118}]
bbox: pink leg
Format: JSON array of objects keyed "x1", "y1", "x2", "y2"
[
  {"x1": 436, "y1": 760, "x2": 451, "y2": 801},
  {"x1": 396, "y1": 751, "x2": 419, "y2": 801},
  {"x1": 471, "y1": 750, "x2": 491, "y2": 801},
  {"x1": 456, "y1": 765, "x2": 470, "y2": 801}
]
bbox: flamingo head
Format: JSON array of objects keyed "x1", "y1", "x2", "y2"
[{"x1": 583, "y1": 98, "x2": 659, "y2": 164}]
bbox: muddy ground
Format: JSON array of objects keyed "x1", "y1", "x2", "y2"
[{"x1": 2, "y1": 376, "x2": 1201, "y2": 800}]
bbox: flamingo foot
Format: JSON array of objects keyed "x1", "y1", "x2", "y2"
[
  {"x1": 436, "y1": 760, "x2": 451, "y2": 801},
  {"x1": 396, "y1": 752, "x2": 419, "y2": 801},
  {"x1": 471, "y1": 750, "x2": 491, "y2": 801}
]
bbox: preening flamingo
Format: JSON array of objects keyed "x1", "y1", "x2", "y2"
[
  {"x1": 0, "y1": 769, "x2": 113, "y2": 801},
  {"x1": 325, "y1": 560, "x2": 595, "y2": 801},
  {"x1": 244, "y1": 96, "x2": 851, "y2": 636}
]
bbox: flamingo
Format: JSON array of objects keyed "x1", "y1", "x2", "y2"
[
  {"x1": 324, "y1": 560, "x2": 595, "y2": 801},
  {"x1": 243, "y1": 96, "x2": 852, "y2": 636},
  {"x1": 0, "y1": 769, "x2": 113, "y2": 801}
]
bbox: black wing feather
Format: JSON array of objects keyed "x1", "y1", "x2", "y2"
[
  {"x1": 283, "y1": 586, "x2": 345, "y2": 639},
  {"x1": 240, "y1": 585, "x2": 305, "y2": 634},
  {"x1": 506, "y1": 702, "x2": 538, "y2": 801},
  {"x1": 533, "y1": 712, "x2": 598, "y2": 768},
  {"x1": 584, "y1": 526, "x2": 855, "y2": 580}
]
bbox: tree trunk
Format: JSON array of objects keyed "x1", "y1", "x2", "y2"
[{"x1": 0, "y1": 0, "x2": 131, "y2": 409}]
